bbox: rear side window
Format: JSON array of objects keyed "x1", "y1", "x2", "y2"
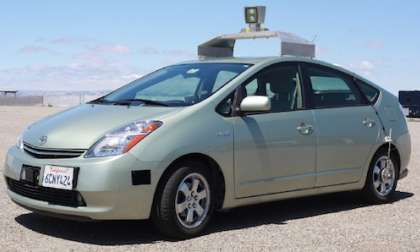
[
  {"x1": 305, "y1": 65, "x2": 364, "y2": 108},
  {"x1": 356, "y1": 79, "x2": 380, "y2": 104}
]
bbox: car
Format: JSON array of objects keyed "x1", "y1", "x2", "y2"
[
  {"x1": 3, "y1": 6, "x2": 411, "y2": 239},
  {"x1": 3, "y1": 56, "x2": 411, "y2": 238}
]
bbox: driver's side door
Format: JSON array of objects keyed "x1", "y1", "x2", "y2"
[{"x1": 233, "y1": 63, "x2": 317, "y2": 198}]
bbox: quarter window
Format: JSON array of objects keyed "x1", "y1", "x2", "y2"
[
  {"x1": 216, "y1": 92, "x2": 235, "y2": 116},
  {"x1": 305, "y1": 65, "x2": 364, "y2": 108},
  {"x1": 356, "y1": 79, "x2": 380, "y2": 104},
  {"x1": 245, "y1": 79, "x2": 258, "y2": 95}
]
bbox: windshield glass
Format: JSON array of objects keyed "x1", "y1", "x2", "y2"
[{"x1": 101, "y1": 63, "x2": 251, "y2": 106}]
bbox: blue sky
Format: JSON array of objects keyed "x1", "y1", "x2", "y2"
[{"x1": 1, "y1": 1, "x2": 419, "y2": 94}]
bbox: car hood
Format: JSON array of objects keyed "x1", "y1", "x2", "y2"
[{"x1": 23, "y1": 104, "x2": 184, "y2": 149}]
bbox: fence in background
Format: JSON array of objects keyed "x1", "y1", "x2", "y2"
[
  {"x1": 0, "y1": 96, "x2": 43, "y2": 106},
  {"x1": 0, "y1": 94, "x2": 102, "y2": 107}
]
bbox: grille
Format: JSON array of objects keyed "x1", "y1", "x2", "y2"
[
  {"x1": 6, "y1": 178, "x2": 86, "y2": 207},
  {"x1": 23, "y1": 143, "x2": 86, "y2": 159}
]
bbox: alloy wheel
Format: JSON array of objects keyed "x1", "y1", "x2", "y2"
[
  {"x1": 372, "y1": 156, "x2": 396, "y2": 197},
  {"x1": 175, "y1": 173, "x2": 211, "y2": 229}
]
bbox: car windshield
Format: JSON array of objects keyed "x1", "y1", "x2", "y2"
[{"x1": 98, "y1": 63, "x2": 251, "y2": 106}]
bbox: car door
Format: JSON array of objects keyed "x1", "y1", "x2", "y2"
[
  {"x1": 233, "y1": 63, "x2": 317, "y2": 198},
  {"x1": 301, "y1": 63, "x2": 381, "y2": 187}
]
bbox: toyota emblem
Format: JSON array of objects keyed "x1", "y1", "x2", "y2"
[{"x1": 39, "y1": 135, "x2": 48, "y2": 145}]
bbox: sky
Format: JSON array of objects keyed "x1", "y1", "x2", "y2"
[{"x1": 1, "y1": 1, "x2": 419, "y2": 94}]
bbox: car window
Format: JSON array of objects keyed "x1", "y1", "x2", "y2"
[
  {"x1": 356, "y1": 79, "x2": 380, "y2": 104},
  {"x1": 305, "y1": 65, "x2": 363, "y2": 108},
  {"x1": 243, "y1": 64, "x2": 303, "y2": 112}
]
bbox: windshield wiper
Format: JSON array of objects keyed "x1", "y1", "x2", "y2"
[{"x1": 112, "y1": 98, "x2": 169, "y2": 106}]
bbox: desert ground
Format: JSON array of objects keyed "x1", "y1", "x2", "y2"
[{"x1": 0, "y1": 106, "x2": 419, "y2": 251}]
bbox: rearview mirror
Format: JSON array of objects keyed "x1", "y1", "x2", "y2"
[{"x1": 240, "y1": 96, "x2": 271, "y2": 113}]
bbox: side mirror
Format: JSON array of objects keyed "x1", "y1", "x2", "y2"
[{"x1": 240, "y1": 96, "x2": 271, "y2": 113}]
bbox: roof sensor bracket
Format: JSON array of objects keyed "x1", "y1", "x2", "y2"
[{"x1": 198, "y1": 6, "x2": 316, "y2": 59}]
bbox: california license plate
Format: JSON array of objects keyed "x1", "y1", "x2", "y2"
[{"x1": 42, "y1": 165, "x2": 74, "y2": 190}]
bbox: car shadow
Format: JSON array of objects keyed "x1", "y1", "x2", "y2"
[{"x1": 14, "y1": 190, "x2": 413, "y2": 245}]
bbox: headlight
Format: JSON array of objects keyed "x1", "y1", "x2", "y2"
[
  {"x1": 16, "y1": 135, "x2": 24, "y2": 150},
  {"x1": 85, "y1": 120, "x2": 162, "y2": 158}
]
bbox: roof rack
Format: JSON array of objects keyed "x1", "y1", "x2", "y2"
[{"x1": 197, "y1": 6, "x2": 316, "y2": 59}]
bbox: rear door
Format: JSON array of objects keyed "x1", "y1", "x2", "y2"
[{"x1": 301, "y1": 63, "x2": 381, "y2": 187}]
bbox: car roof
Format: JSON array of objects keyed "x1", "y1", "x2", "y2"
[
  {"x1": 181, "y1": 56, "x2": 340, "y2": 68},
  {"x1": 179, "y1": 56, "x2": 383, "y2": 91},
  {"x1": 180, "y1": 57, "x2": 276, "y2": 65}
]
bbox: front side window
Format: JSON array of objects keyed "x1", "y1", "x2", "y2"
[
  {"x1": 242, "y1": 64, "x2": 303, "y2": 112},
  {"x1": 305, "y1": 65, "x2": 364, "y2": 108},
  {"x1": 101, "y1": 63, "x2": 251, "y2": 106}
]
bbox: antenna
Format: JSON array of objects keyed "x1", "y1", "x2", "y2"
[
  {"x1": 384, "y1": 128, "x2": 393, "y2": 169},
  {"x1": 386, "y1": 128, "x2": 392, "y2": 158}
]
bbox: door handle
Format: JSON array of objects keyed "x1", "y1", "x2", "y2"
[
  {"x1": 296, "y1": 123, "x2": 313, "y2": 135},
  {"x1": 362, "y1": 118, "x2": 376, "y2": 128}
]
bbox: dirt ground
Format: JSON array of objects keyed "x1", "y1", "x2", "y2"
[{"x1": 0, "y1": 106, "x2": 419, "y2": 251}]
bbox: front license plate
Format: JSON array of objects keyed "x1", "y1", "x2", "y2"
[{"x1": 42, "y1": 165, "x2": 74, "y2": 190}]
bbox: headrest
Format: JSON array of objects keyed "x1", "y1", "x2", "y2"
[{"x1": 261, "y1": 71, "x2": 296, "y2": 94}]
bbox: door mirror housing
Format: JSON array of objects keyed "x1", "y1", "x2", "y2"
[{"x1": 240, "y1": 96, "x2": 271, "y2": 113}]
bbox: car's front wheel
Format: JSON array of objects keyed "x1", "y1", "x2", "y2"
[{"x1": 152, "y1": 161, "x2": 214, "y2": 239}]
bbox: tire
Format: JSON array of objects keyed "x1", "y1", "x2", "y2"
[
  {"x1": 152, "y1": 161, "x2": 214, "y2": 239},
  {"x1": 362, "y1": 148, "x2": 399, "y2": 204}
]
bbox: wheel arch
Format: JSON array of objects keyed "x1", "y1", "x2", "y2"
[{"x1": 153, "y1": 153, "x2": 226, "y2": 210}]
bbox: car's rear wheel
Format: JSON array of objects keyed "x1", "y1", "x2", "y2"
[
  {"x1": 152, "y1": 161, "x2": 214, "y2": 239},
  {"x1": 363, "y1": 149, "x2": 399, "y2": 203}
]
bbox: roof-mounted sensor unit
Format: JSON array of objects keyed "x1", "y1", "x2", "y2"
[
  {"x1": 198, "y1": 6, "x2": 316, "y2": 59},
  {"x1": 243, "y1": 6, "x2": 268, "y2": 32}
]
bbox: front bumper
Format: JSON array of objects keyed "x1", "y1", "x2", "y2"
[{"x1": 4, "y1": 146, "x2": 160, "y2": 220}]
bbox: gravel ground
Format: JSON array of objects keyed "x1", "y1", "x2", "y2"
[{"x1": 0, "y1": 106, "x2": 419, "y2": 251}]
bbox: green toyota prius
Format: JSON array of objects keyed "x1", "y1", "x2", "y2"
[
  {"x1": 4, "y1": 56, "x2": 411, "y2": 238},
  {"x1": 2, "y1": 7, "x2": 412, "y2": 237}
]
